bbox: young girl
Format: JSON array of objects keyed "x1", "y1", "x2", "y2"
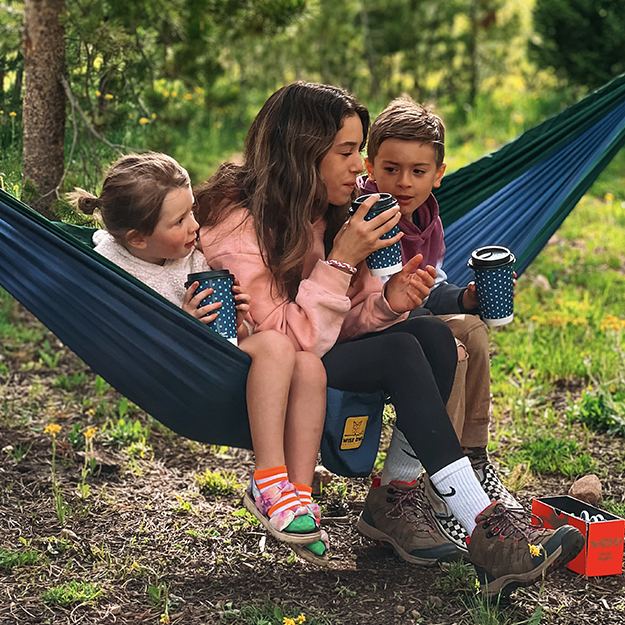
[
  {"x1": 68, "y1": 152, "x2": 329, "y2": 561},
  {"x1": 196, "y1": 83, "x2": 583, "y2": 596}
]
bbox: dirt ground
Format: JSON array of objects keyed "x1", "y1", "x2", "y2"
[{"x1": 1, "y1": 309, "x2": 624, "y2": 625}]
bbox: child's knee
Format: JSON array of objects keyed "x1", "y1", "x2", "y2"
[
  {"x1": 242, "y1": 329, "x2": 295, "y2": 362},
  {"x1": 294, "y1": 351, "x2": 327, "y2": 387}
]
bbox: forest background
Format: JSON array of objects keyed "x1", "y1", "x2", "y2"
[{"x1": 1, "y1": 1, "x2": 625, "y2": 624}]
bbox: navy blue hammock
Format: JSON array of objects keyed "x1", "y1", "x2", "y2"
[{"x1": 1, "y1": 73, "x2": 625, "y2": 472}]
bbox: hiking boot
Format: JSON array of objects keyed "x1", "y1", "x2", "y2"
[
  {"x1": 468, "y1": 502, "x2": 584, "y2": 597},
  {"x1": 357, "y1": 475, "x2": 465, "y2": 566},
  {"x1": 423, "y1": 475, "x2": 470, "y2": 555},
  {"x1": 465, "y1": 447, "x2": 522, "y2": 510}
]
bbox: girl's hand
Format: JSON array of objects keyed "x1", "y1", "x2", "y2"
[
  {"x1": 233, "y1": 281, "x2": 251, "y2": 331},
  {"x1": 328, "y1": 194, "x2": 403, "y2": 267},
  {"x1": 182, "y1": 281, "x2": 222, "y2": 324},
  {"x1": 384, "y1": 255, "x2": 437, "y2": 313}
]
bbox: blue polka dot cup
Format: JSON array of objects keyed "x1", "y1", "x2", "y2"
[
  {"x1": 467, "y1": 246, "x2": 516, "y2": 327},
  {"x1": 351, "y1": 193, "x2": 403, "y2": 277},
  {"x1": 185, "y1": 270, "x2": 238, "y2": 345}
]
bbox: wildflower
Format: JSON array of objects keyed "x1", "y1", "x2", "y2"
[
  {"x1": 604, "y1": 192, "x2": 615, "y2": 203},
  {"x1": 151, "y1": 113, "x2": 157, "y2": 120},
  {"x1": 44, "y1": 423, "x2": 62, "y2": 438},
  {"x1": 104, "y1": 93, "x2": 114, "y2": 101},
  {"x1": 138, "y1": 117, "x2": 150, "y2": 126},
  {"x1": 84, "y1": 426, "x2": 97, "y2": 441},
  {"x1": 85, "y1": 408, "x2": 96, "y2": 417},
  {"x1": 295, "y1": 615, "x2": 306, "y2": 624},
  {"x1": 9, "y1": 111, "x2": 17, "y2": 118},
  {"x1": 512, "y1": 112, "x2": 525, "y2": 125},
  {"x1": 183, "y1": 92, "x2": 193, "y2": 101},
  {"x1": 95, "y1": 90, "x2": 102, "y2": 97},
  {"x1": 528, "y1": 543, "x2": 544, "y2": 558},
  {"x1": 159, "y1": 614, "x2": 170, "y2": 625},
  {"x1": 600, "y1": 314, "x2": 625, "y2": 332},
  {"x1": 283, "y1": 618, "x2": 296, "y2": 625},
  {"x1": 171, "y1": 91, "x2": 178, "y2": 98}
]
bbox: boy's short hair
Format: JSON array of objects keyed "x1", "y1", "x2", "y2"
[{"x1": 367, "y1": 96, "x2": 445, "y2": 166}]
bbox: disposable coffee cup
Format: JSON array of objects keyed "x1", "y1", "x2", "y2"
[
  {"x1": 467, "y1": 246, "x2": 516, "y2": 327},
  {"x1": 185, "y1": 270, "x2": 238, "y2": 345},
  {"x1": 351, "y1": 193, "x2": 402, "y2": 277}
]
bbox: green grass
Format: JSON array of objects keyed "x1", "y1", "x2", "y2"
[
  {"x1": 195, "y1": 469, "x2": 241, "y2": 497},
  {"x1": 0, "y1": 547, "x2": 42, "y2": 571},
  {"x1": 42, "y1": 580, "x2": 104, "y2": 607},
  {"x1": 509, "y1": 435, "x2": 595, "y2": 477}
]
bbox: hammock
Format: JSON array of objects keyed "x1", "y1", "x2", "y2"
[{"x1": 1, "y1": 73, "x2": 625, "y2": 451}]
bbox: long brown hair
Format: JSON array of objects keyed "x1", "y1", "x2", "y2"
[
  {"x1": 67, "y1": 152, "x2": 190, "y2": 240},
  {"x1": 195, "y1": 81, "x2": 369, "y2": 299}
]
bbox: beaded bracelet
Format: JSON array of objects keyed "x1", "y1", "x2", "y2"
[{"x1": 325, "y1": 259, "x2": 358, "y2": 275}]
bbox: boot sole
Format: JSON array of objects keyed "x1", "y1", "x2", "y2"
[
  {"x1": 356, "y1": 515, "x2": 464, "y2": 567},
  {"x1": 242, "y1": 491, "x2": 322, "y2": 545},
  {"x1": 291, "y1": 543, "x2": 332, "y2": 567},
  {"x1": 475, "y1": 526, "x2": 585, "y2": 598}
]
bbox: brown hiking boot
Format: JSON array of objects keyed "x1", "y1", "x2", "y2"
[
  {"x1": 357, "y1": 475, "x2": 465, "y2": 566},
  {"x1": 468, "y1": 502, "x2": 584, "y2": 597},
  {"x1": 464, "y1": 447, "x2": 522, "y2": 510}
]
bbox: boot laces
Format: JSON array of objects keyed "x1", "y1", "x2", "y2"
[
  {"x1": 483, "y1": 504, "x2": 546, "y2": 541},
  {"x1": 387, "y1": 482, "x2": 436, "y2": 529}
]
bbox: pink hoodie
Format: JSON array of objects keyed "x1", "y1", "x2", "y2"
[{"x1": 200, "y1": 207, "x2": 406, "y2": 356}]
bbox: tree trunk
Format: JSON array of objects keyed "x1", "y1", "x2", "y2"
[{"x1": 22, "y1": 0, "x2": 65, "y2": 218}]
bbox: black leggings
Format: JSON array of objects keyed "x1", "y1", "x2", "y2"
[{"x1": 322, "y1": 316, "x2": 463, "y2": 475}]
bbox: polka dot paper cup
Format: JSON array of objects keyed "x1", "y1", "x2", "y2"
[
  {"x1": 351, "y1": 193, "x2": 403, "y2": 277},
  {"x1": 467, "y1": 246, "x2": 516, "y2": 327},
  {"x1": 185, "y1": 270, "x2": 238, "y2": 345}
]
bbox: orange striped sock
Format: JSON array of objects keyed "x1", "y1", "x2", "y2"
[
  {"x1": 253, "y1": 465, "x2": 300, "y2": 517},
  {"x1": 293, "y1": 483, "x2": 313, "y2": 506}
]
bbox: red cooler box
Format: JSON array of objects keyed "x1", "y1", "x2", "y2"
[{"x1": 532, "y1": 495, "x2": 624, "y2": 576}]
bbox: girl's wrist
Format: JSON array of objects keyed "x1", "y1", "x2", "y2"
[{"x1": 324, "y1": 258, "x2": 358, "y2": 275}]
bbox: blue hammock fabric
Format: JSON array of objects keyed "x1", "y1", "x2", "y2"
[
  {"x1": 437, "y1": 73, "x2": 625, "y2": 285},
  {"x1": 1, "y1": 74, "x2": 625, "y2": 456}
]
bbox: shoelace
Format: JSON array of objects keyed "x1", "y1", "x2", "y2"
[
  {"x1": 386, "y1": 483, "x2": 436, "y2": 530},
  {"x1": 481, "y1": 504, "x2": 547, "y2": 541}
]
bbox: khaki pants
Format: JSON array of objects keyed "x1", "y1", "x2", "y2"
[{"x1": 439, "y1": 314, "x2": 491, "y2": 448}]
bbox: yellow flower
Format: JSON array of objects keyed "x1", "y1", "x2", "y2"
[
  {"x1": 95, "y1": 90, "x2": 102, "y2": 97},
  {"x1": 159, "y1": 614, "x2": 170, "y2": 625},
  {"x1": 604, "y1": 192, "x2": 615, "y2": 203},
  {"x1": 138, "y1": 117, "x2": 150, "y2": 126},
  {"x1": 283, "y1": 619, "x2": 296, "y2": 625},
  {"x1": 600, "y1": 314, "x2": 625, "y2": 332},
  {"x1": 104, "y1": 93, "x2": 114, "y2": 101},
  {"x1": 44, "y1": 423, "x2": 62, "y2": 437},
  {"x1": 9, "y1": 111, "x2": 17, "y2": 118},
  {"x1": 171, "y1": 91, "x2": 178, "y2": 98},
  {"x1": 295, "y1": 615, "x2": 306, "y2": 624},
  {"x1": 151, "y1": 113, "x2": 157, "y2": 120},
  {"x1": 528, "y1": 543, "x2": 544, "y2": 558},
  {"x1": 84, "y1": 426, "x2": 97, "y2": 440},
  {"x1": 183, "y1": 93, "x2": 193, "y2": 101}
]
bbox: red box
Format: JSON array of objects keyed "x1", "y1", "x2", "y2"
[{"x1": 532, "y1": 495, "x2": 624, "y2": 577}]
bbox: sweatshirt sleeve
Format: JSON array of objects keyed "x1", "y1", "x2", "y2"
[{"x1": 200, "y1": 213, "x2": 354, "y2": 356}]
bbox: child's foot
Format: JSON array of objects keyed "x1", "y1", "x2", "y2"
[
  {"x1": 243, "y1": 466, "x2": 321, "y2": 545},
  {"x1": 468, "y1": 502, "x2": 584, "y2": 597},
  {"x1": 292, "y1": 530, "x2": 331, "y2": 566},
  {"x1": 464, "y1": 447, "x2": 522, "y2": 510}
]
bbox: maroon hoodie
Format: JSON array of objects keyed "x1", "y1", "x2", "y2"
[{"x1": 356, "y1": 175, "x2": 446, "y2": 269}]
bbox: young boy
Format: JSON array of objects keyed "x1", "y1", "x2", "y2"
[{"x1": 356, "y1": 96, "x2": 521, "y2": 564}]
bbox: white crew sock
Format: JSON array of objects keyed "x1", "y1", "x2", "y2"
[
  {"x1": 381, "y1": 427, "x2": 424, "y2": 485},
  {"x1": 429, "y1": 456, "x2": 492, "y2": 534}
]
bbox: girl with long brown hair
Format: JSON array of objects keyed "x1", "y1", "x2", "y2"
[{"x1": 196, "y1": 82, "x2": 583, "y2": 593}]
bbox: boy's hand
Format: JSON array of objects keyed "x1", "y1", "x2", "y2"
[
  {"x1": 182, "y1": 282, "x2": 222, "y2": 324},
  {"x1": 463, "y1": 282, "x2": 479, "y2": 310},
  {"x1": 233, "y1": 280, "x2": 251, "y2": 331},
  {"x1": 329, "y1": 193, "x2": 403, "y2": 267},
  {"x1": 384, "y1": 254, "x2": 436, "y2": 313}
]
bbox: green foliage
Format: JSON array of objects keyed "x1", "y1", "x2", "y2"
[
  {"x1": 568, "y1": 388, "x2": 625, "y2": 437},
  {"x1": 531, "y1": 0, "x2": 625, "y2": 89},
  {"x1": 42, "y1": 581, "x2": 104, "y2": 607},
  {"x1": 220, "y1": 602, "x2": 325, "y2": 625},
  {"x1": 195, "y1": 469, "x2": 240, "y2": 496},
  {"x1": 105, "y1": 416, "x2": 149, "y2": 447},
  {"x1": 0, "y1": 547, "x2": 42, "y2": 571},
  {"x1": 510, "y1": 435, "x2": 595, "y2": 477}
]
